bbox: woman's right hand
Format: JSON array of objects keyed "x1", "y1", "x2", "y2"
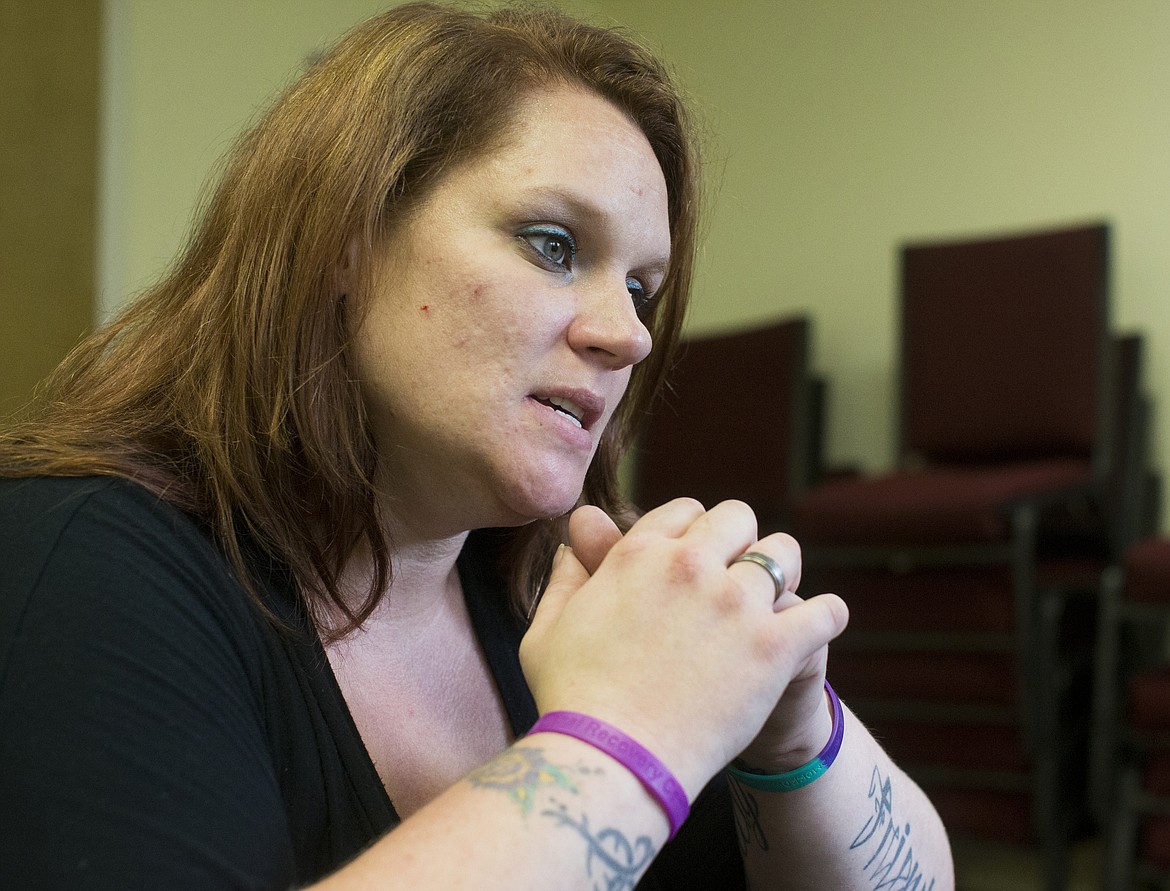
[{"x1": 519, "y1": 498, "x2": 848, "y2": 801}]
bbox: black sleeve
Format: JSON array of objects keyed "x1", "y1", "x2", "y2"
[{"x1": 0, "y1": 478, "x2": 297, "y2": 890}]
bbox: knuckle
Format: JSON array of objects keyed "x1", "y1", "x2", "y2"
[{"x1": 664, "y1": 541, "x2": 707, "y2": 588}]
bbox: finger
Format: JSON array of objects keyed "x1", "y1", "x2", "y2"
[
  {"x1": 767, "y1": 593, "x2": 850, "y2": 669},
  {"x1": 680, "y1": 499, "x2": 759, "y2": 560},
  {"x1": 726, "y1": 532, "x2": 801, "y2": 607},
  {"x1": 622, "y1": 497, "x2": 707, "y2": 540},
  {"x1": 526, "y1": 544, "x2": 588, "y2": 631},
  {"x1": 755, "y1": 531, "x2": 802, "y2": 596},
  {"x1": 567, "y1": 506, "x2": 624, "y2": 576}
]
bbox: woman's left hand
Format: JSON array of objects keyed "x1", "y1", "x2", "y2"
[{"x1": 566, "y1": 505, "x2": 844, "y2": 774}]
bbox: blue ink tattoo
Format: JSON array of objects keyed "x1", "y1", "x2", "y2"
[
  {"x1": 470, "y1": 748, "x2": 655, "y2": 888},
  {"x1": 542, "y1": 802, "x2": 655, "y2": 891},
  {"x1": 728, "y1": 775, "x2": 769, "y2": 853},
  {"x1": 850, "y1": 766, "x2": 936, "y2": 890}
]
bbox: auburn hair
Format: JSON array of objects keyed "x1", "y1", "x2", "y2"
[{"x1": 0, "y1": 2, "x2": 700, "y2": 635}]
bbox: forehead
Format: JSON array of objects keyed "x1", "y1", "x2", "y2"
[{"x1": 449, "y1": 86, "x2": 672, "y2": 259}]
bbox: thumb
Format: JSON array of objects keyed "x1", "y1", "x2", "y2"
[
  {"x1": 527, "y1": 544, "x2": 589, "y2": 632},
  {"x1": 771, "y1": 593, "x2": 850, "y2": 668},
  {"x1": 567, "y1": 505, "x2": 624, "y2": 575}
]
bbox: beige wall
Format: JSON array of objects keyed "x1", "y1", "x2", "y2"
[
  {"x1": 98, "y1": 1, "x2": 1170, "y2": 522},
  {"x1": 0, "y1": 0, "x2": 100, "y2": 417}
]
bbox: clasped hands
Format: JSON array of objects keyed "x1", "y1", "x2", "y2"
[{"x1": 520, "y1": 498, "x2": 849, "y2": 802}]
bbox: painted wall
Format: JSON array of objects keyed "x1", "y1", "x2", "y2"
[
  {"x1": 99, "y1": 1, "x2": 1170, "y2": 517},
  {"x1": 1, "y1": 0, "x2": 99, "y2": 417}
]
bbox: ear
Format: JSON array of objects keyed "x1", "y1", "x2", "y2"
[{"x1": 336, "y1": 235, "x2": 361, "y2": 295}]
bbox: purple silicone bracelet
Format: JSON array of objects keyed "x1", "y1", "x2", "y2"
[
  {"x1": 527, "y1": 711, "x2": 690, "y2": 839},
  {"x1": 726, "y1": 680, "x2": 845, "y2": 792}
]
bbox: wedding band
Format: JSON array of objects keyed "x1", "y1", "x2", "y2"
[{"x1": 731, "y1": 551, "x2": 786, "y2": 603}]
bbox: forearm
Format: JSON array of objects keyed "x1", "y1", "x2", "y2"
[
  {"x1": 731, "y1": 705, "x2": 954, "y2": 891},
  {"x1": 311, "y1": 734, "x2": 672, "y2": 891}
]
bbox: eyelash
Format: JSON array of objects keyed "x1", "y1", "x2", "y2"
[
  {"x1": 517, "y1": 224, "x2": 658, "y2": 319},
  {"x1": 518, "y1": 225, "x2": 577, "y2": 271}
]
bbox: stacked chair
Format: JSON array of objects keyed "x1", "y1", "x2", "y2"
[
  {"x1": 633, "y1": 315, "x2": 822, "y2": 531},
  {"x1": 1092, "y1": 524, "x2": 1170, "y2": 890},
  {"x1": 1093, "y1": 538, "x2": 1170, "y2": 890},
  {"x1": 788, "y1": 222, "x2": 1147, "y2": 890}
]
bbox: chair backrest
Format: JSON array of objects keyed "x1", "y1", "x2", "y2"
[
  {"x1": 633, "y1": 316, "x2": 814, "y2": 529},
  {"x1": 899, "y1": 222, "x2": 1110, "y2": 466}
]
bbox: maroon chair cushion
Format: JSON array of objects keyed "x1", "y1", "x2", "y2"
[
  {"x1": 874, "y1": 720, "x2": 1030, "y2": 772},
  {"x1": 901, "y1": 223, "x2": 1107, "y2": 463},
  {"x1": 830, "y1": 650, "x2": 1016, "y2": 705},
  {"x1": 1128, "y1": 668, "x2": 1170, "y2": 731},
  {"x1": 925, "y1": 787, "x2": 1034, "y2": 844},
  {"x1": 808, "y1": 565, "x2": 1016, "y2": 634},
  {"x1": 1143, "y1": 751, "x2": 1170, "y2": 797},
  {"x1": 792, "y1": 458, "x2": 1094, "y2": 546},
  {"x1": 1125, "y1": 538, "x2": 1170, "y2": 605},
  {"x1": 1142, "y1": 815, "x2": 1170, "y2": 870}
]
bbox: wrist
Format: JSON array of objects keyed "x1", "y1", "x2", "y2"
[
  {"x1": 528, "y1": 710, "x2": 691, "y2": 839},
  {"x1": 736, "y1": 681, "x2": 835, "y2": 774},
  {"x1": 728, "y1": 681, "x2": 844, "y2": 793}
]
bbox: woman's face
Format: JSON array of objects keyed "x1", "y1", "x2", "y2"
[{"x1": 353, "y1": 85, "x2": 671, "y2": 537}]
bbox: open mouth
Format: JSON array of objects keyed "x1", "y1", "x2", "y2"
[{"x1": 535, "y1": 395, "x2": 585, "y2": 429}]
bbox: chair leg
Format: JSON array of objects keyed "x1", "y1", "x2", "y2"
[
  {"x1": 1103, "y1": 767, "x2": 1141, "y2": 891},
  {"x1": 1029, "y1": 584, "x2": 1072, "y2": 891},
  {"x1": 1090, "y1": 566, "x2": 1124, "y2": 821}
]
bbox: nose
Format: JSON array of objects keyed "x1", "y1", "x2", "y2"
[{"x1": 567, "y1": 276, "x2": 653, "y2": 369}]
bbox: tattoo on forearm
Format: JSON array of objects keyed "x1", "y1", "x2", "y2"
[
  {"x1": 542, "y1": 802, "x2": 655, "y2": 889},
  {"x1": 468, "y1": 746, "x2": 577, "y2": 813},
  {"x1": 849, "y1": 765, "x2": 936, "y2": 891},
  {"x1": 468, "y1": 747, "x2": 656, "y2": 889},
  {"x1": 728, "y1": 776, "x2": 769, "y2": 853}
]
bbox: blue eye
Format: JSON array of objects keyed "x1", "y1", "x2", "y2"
[
  {"x1": 628, "y1": 278, "x2": 655, "y2": 319},
  {"x1": 519, "y1": 226, "x2": 576, "y2": 270}
]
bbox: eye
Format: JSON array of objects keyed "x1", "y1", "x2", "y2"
[
  {"x1": 519, "y1": 225, "x2": 576, "y2": 271},
  {"x1": 628, "y1": 278, "x2": 656, "y2": 319}
]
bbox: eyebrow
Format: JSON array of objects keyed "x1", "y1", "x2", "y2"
[{"x1": 518, "y1": 185, "x2": 672, "y2": 276}]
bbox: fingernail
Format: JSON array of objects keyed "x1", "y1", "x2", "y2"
[{"x1": 551, "y1": 543, "x2": 568, "y2": 569}]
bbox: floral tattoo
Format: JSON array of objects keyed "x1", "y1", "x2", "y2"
[
  {"x1": 468, "y1": 746, "x2": 657, "y2": 889},
  {"x1": 468, "y1": 746, "x2": 577, "y2": 813}
]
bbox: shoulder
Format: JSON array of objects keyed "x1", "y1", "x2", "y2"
[
  {"x1": 0, "y1": 475, "x2": 297, "y2": 887},
  {"x1": 0, "y1": 475, "x2": 218, "y2": 580},
  {"x1": 0, "y1": 474, "x2": 215, "y2": 564},
  {"x1": 0, "y1": 474, "x2": 264, "y2": 682}
]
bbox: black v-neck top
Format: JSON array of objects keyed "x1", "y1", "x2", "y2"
[{"x1": 0, "y1": 476, "x2": 743, "y2": 889}]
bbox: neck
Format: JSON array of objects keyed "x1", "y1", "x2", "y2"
[{"x1": 330, "y1": 516, "x2": 470, "y2": 630}]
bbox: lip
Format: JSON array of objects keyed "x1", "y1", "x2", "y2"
[
  {"x1": 531, "y1": 386, "x2": 605, "y2": 431},
  {"x1": 527, "y1": 387, "x2": 606, "y2": 451}
]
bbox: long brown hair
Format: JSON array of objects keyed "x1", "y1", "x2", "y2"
[{"x1": 0, "y1": 2, "x2": 700, "y2": 634}]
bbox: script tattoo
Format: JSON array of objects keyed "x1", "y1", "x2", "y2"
[
  {"x1": 849, "y1": 766, "x2": 936, "y2": 890},
  {"x1": 469, "y1": 747, "x2": 656, "y2": 889},
  {"x1": 728, "y1": 775, "x2": 769, "y2": 853},
  {"x1": 542, "y1": 802, "x2": 655, "y2": 890}
]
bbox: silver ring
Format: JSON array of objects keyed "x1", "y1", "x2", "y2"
[{"x1": 731, "y1": 551, "x2": 786, "y2": 603}]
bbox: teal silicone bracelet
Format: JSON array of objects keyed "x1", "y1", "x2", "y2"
[{"x1": 726, "y1": 680, "x2": 844, "y2": 793}]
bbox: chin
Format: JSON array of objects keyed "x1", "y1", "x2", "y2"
[{"x1": 498, "y1": 483, "x2": 584, "y2": 526}]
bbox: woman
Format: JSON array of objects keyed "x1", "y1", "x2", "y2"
[{"x1": 0, "y1": 3, "x2": 953, "y2": 889}]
